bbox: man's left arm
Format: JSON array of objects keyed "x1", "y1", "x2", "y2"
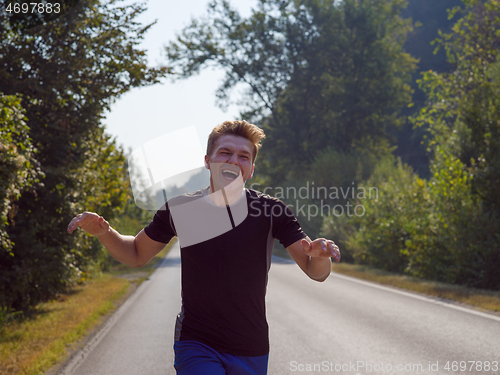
[{"x1": 286, "y1": 237, "x2": 340, "y2": 282}]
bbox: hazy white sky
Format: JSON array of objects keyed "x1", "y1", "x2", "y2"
[{"x1": 103, "y1": 0, "x2": 257, "y2": 157}]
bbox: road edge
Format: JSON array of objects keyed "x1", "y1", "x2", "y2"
[{"x1": 47, "y1": 253, "x2": 174, "y2": 375}]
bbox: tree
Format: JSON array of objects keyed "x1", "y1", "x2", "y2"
[
  {"x1": 321, "y1": 156, "x2": 429, "y2": 272},
  {"x1": 413, "y1": 0, "x2": 500, "y2": 288},
  {"x1": 0, "y1": 0, "x2": 167, "y2": 310},
  {"x1": 416, "y1": 0, "x2": 500, "y2": 216},
  {"x1": 322, "y1": 0, "x2": 500, "y2": 289},
  {"x1": 165, "y1": 0, "x2": 416, "y2": 185},
  {"x1": 0, "y1": 94, "x2": 42, "y2": 259},
  {"x1": 393, "y1": 0, "x2": 462, "y2": 178}
]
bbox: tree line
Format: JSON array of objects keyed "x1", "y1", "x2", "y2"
[
  {"x1": 0, "y1": 0, "x2": 166, "y2": 312},
  {"x1": 321, "y1": 0, "x2": 500, "y2": 289},
  {"x1": 165, "y1": 0, "x2": 500, "y2": 290}
]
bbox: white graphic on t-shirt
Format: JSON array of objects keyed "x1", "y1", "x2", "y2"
[{"x1": 128, "y1": 127, "x2": 248, "y2": 245}]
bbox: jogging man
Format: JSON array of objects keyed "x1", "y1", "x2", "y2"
[{"x1": 67, "y1": 120, "x2": 340, "y2": 375}]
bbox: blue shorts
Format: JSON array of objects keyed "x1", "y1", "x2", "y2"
[{"x1": 174, "y1": 340, "x2": 269, "y2": 375}]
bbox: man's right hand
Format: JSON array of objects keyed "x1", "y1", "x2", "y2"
[
  {"x1": 67, "y1": 211, "x2": 167, "y2": 268},
  {"x1": 67, "y1": 212, "x2": 110, "y2": 237}
]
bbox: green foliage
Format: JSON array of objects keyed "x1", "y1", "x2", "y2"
[
  {"x1": 260, "y1": 0, "x2": 416, "y2": 178},
  {"x1": 164, "y1": 0, "x2": 417, "y2": 241},
  {"x1": 321, "y1": 154, "x2": 471, "y2": 278},
  {"x1": 0, "y1": 93, "x2": 43, "y2": 257},
  {"x1": 321, "y1": 0, "x2": 500, "y2": 290},
  {"x1": 322, "y1": 156, "x2": 426, "y2": 271},
  {"x1": 402, "y1": 0, "x2": 461, "y2": 75},
  {"x1": 393, "y1": 0, "x2": 462, "y2": 178},
  {"x1": 404, "y1": 151, "x2": 476, "y2": 281},
  {"x1": 323, "y1": 130, "x2": 499, "y2": 288},
  {"x1": 0, "y1": 0, "x2": 166, "y2": 310},
  {"x1": 413, "y1": 0, "x2": 500, "y2": 287},
  {"x1": 165, "y1": 0, "x2": 416, "y2": 185},
  {"x1": 415, "y1": 0, "x2": 500, "y2": 215}
]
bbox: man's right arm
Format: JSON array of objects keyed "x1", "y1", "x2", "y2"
[{"x1": 67, "y1": 212, "x2": 166, "y2": 268}]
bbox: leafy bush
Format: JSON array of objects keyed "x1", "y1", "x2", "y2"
[
  {"x1": 322, "y1": 156, "x2": 424, "y2": 272},
  {"x1": 0, "y1": 0, "x2": 166, "y2": 311},
  {"x1": 322, "y1": 0, "x2": 500, "y2": 291},
  {"x1": 0, "y1": 94, "x2": 44, "y2": 309},
  {"x1": 322, "y1": 151, "x2": 500, "y2": 289}
]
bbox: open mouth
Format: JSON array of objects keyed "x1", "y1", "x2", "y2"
[{"x1": 221, "y1": 168, "x2": 239, "y2": 180}]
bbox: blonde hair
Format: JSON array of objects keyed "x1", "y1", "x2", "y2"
[{"x1": 206, "y1": 120, "x2": 266, "y2": 163}]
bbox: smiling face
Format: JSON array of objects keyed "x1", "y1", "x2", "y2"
[{"x1": 205, "y1": 134, "x2": 255, "y2": 193}]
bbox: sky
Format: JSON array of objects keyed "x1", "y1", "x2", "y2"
[{"x1": 102, "y1": 0, "x2": 258, "y2": 191}]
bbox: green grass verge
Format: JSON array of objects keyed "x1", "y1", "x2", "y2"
[
  {"x1": 21, "y1": 277, "x2": 130, "y2": 375},
  {"x1": 0, "y1": 239, "x2": 174, "y2": 375},
  {"x1": 332, "y1": 262, "x2": 500, "y2": 314},
  {"x1": 274, "y1": 245, "x2": 500, "y2": 314}
]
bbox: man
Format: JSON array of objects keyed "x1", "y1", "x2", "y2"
[{"x1": 67, "y1": 120, "x2": 340, "y2": 375}]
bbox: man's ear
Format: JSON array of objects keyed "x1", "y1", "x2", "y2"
[
  {"x1": 204, "y1": 155, "x2": 210, "y2": 169},
  {"x1": 248, "y1": 165, "x2": 254, "y2": 179}
]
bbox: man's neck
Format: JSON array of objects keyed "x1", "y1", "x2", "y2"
[{"x1": 207, "y1": 184, "x2": 245, "y2": 206}]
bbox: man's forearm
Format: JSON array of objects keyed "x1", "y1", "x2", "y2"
[
  {"x1": 97, "y1": 227, "x2": 141, "y2": 267},
  {"x1": 307, "y1": 256, "x2": 332, "y2": 282}
]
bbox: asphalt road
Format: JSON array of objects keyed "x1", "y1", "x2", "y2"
[{"x1": 59, "y1": 241, "x2": 500, "y2": 375}]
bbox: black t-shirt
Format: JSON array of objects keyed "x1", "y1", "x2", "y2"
[{"x1": 144, "y1": 188, "x2": 306, "y2": 356}]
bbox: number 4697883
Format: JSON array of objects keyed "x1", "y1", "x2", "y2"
[
  {"x1": 6, "y1": 2, "x2": 61, "y2": 14},
  {"x1": 444, "y1": 361, "x2": 499, "y2": 372}
]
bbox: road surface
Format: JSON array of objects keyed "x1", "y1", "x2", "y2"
[{"x1": 58, "y1": 241, "x2": 500, "y2": 374}]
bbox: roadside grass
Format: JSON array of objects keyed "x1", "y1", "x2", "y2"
[
  {"x1": 0, "y1": 240, "x2": 174, "y2": 375},
  {"x1": 275, "y1": 244, "x2": 500, "y2": 313},
  {"x1": 331, "y1": 263, "x2": 500, "y2": 314}
]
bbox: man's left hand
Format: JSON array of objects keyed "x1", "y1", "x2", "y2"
[{"x1": 301, "y1": 238, "x2": 341, "y2": 262}]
